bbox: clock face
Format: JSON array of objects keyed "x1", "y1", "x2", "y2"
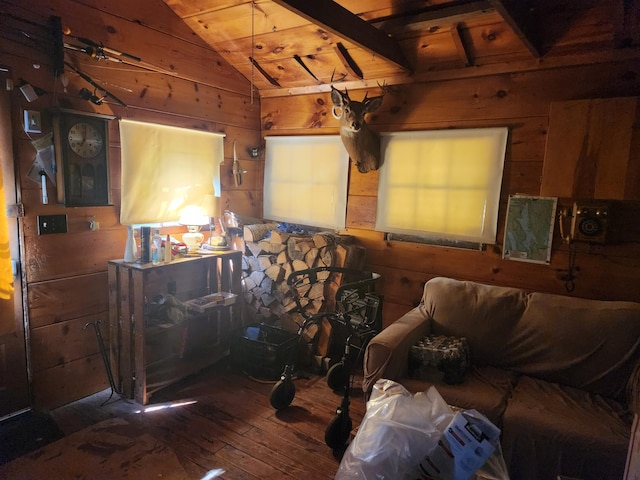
[{"x1": 68, "y1": 122, "x2": 104, "y2": 158}]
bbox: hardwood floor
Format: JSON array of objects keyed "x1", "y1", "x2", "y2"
[{"x1": 2, "y1": 361, "x2": 369, "y2": 479}]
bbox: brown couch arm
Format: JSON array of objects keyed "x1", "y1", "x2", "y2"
[
  {"x1": 362, "y1": 305, "x2": 431, "y2": 392},
  {"x1": 627, "y1": 358, "x2": 640, "y2": 414}
]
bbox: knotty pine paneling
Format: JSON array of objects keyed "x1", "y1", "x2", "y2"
[
  {"x1": 174, "y1": 1, "x2": 309, "y2": 45},
  {"x1": 220, "y1": 125, "x2": 263, "y2": 158},
  {"x1": 220, "y1": 157, "x2": 261, "y2": 191},
  {"x1": 1, "y1": 42, "x2": 258, "y2": 132},
  {"x1": 1, "y1": 0, "x2": 262, "y2": 409},
  {"x1": 30, "y1": 313, "x2": 110, "y2": 373},
  {"x1": 3, "y1": 0, "x2": 249, "y2": 95},
  {"x1": 262, "y1": 59, "x2": 640, "y2": 319},
  {"x1": 222, "y1": 189, "x2": 264, "y2": 219},
  {"x1": 77, "y1": 0, "x2": 213, "y2": 49},
  {"x1": 23, "y1": 227, "x2": 127, "y2": 283},
  {"x1": 541, "y1": 97, "x2": 640, "y2": 200},
  {"x1": 261, "y1": 62, "x2": 640, "y2": 134},
  {"x1": 31, "y1": 353, "x2": 109, "y2": 411},
  {"x1": 28, "y1": 273, "x2": 109, "y2": 329},
  {"x1": 354, "y1": 221, "x2": 640, "y2": 304}
]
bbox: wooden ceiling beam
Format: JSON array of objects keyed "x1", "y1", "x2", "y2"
[
  {"x1": 373, "y1": 1, "x2": 494, "y2": 34},
  {"x1": 450, "y1": 23, "x2": 472, "y2": 67},
  {"x1": 487, "y1": 0, "x2": 541, "y2": 58},
  {"x1": 334, "y1": 43, "x2": 364, "y2": 80},
  {"x1": 271, "y1": 0, "x2": 413, "y2": 73}
]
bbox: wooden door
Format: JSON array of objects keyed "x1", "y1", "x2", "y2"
[{"x1": 0, "y1": 82, "x2": 30, "y2": 418}]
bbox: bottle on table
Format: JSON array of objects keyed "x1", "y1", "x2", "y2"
[
  {"x1": 151, "y1": 229, "x2": 162, "y2": 264},
  {"x1": 164, "y1": 234, "x2": 172, "y2": 263}
]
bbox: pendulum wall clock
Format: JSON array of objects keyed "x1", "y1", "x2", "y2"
[{"x1": 53, "y1": 109, "x2": 115, "y2": 206}]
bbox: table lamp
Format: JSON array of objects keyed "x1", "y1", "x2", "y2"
[
  {"x1": 201, "y1": 194, "x2": 227, "y2": 248},
  {"x1": 178, "y1": 205, "x2": 209, "y2": 252}
]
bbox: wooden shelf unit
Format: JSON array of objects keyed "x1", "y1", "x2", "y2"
[{"x1": 108, "y1": 251, "x2": 243, "y2": 404}]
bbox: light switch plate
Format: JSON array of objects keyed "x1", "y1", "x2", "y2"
[
  {"x1": 37, "y1": 214, "x2": 68, "y2": 235},
  {"x1": 24, "y1": 110, "x2": 42, "y2": 133}
]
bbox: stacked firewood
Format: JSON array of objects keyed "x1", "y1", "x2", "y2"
[{"x1": 240, "y1": 224, "x2": 365, "y2": 329}]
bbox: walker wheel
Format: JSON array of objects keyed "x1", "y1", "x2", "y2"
[
  {"x1": 325, "y1": 412, "x2": 352, "y2": 450},
  {"x1": 326, "y1": 361, "x2": 348, "y2": 391},
  {"x1": 269, "y1": 378, "x2": 296, "y2": 410}
]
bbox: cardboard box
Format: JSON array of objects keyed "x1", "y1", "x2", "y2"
[{"x1": 416, "y1": 409, "x2": 501, "y2": 480}]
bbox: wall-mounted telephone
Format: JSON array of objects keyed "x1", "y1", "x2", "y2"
[{"x1": 559, "y1": 201, "x2": 609, "y2": 243}]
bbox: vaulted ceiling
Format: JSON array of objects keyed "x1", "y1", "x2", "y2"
[{"x1": 162, "y1": 0, "x2": 640, "y2": 96}]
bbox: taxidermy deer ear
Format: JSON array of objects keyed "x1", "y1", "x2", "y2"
[
  {"x1": 364, "y1": 96, "x2": 384, "y2": 113},
  {"x1": 331, "y1": 87, "x2": 347, "y2": 107}
]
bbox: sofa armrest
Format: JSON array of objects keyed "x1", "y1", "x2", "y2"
[
  {"x1": 627, "y1": 357, "x2": 640, "y2": 414},
  {"x1": 362, "y1": 305, "x2": 431, "y2": 392}
]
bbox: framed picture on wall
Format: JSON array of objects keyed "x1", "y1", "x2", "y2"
[{"x1": 503, "y1": 195, "x2": 558, "y2": 265}]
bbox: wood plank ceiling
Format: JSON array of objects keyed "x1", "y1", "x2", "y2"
[{"x1": 161, "y1": 0, "x2": 640, "y2": 97}]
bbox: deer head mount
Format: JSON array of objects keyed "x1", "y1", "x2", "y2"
[{"x1": 331, "y1": 86, "x2": 384, "y2": 173}]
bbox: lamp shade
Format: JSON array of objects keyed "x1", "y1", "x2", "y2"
[{"x1": 178, "y1": 205, "x2": 209, "y2": 226}]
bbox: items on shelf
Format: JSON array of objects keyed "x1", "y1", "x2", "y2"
[{"x1": 184, "y1": 292, "x2": 237, "y2": 313}]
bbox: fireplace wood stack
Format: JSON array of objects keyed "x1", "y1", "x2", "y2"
[{"x1": 240, "y1": 225, "x2": 365, "y2": 331}]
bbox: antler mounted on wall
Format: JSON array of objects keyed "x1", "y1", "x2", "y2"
[{"x1": 331, "y1": 86, "x2": 385, "y2": 173}]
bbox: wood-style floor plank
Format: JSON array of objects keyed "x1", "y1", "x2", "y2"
[{"x1": 1, "y1": 362, "x2": 371, "y2": 479}]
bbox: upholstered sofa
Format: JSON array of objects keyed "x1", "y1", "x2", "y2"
[{"x1": 362, "y1": 277, "x2": 640, "y2": 480}]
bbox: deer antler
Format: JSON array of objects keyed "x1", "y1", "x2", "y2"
[{"x1": 377, "y1": 80, "x2": 399, "y2": 95}]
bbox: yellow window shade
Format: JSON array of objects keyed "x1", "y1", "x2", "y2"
[
  {"x1": 119, "y1": 120, "x2": 225, "y2": 225},
  {"x1": 264, "y1": 136, "x2": 349, "y2": 230},
  {"x1": 376, "y1": 128, "x2": 508, "y2": 244}
]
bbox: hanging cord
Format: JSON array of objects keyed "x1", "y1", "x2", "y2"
[
  {"x1": 557, "y1": 208, "x2": 576, "y2": 293},
  {"x1": 250, "y1": 0, "x2": 255, "y2": 104},
  {"x1": 563, "y1": 242, "x2": 577, "y2": 292}
]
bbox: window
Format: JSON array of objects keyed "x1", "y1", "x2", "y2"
[
  {"x1": 119, "y1": 120, "x2": 225, "y2": 225},
  {"x1": 264, "y1": 135, "x2": 349, "y2": 230},
  {"x1": 376, "y1": 128, "x2": 508, "y2": 244}
]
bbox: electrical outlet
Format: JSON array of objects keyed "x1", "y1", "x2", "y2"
[
  {"x1": 24, "y1": 110, "x2": 42, "y2": 133},
  {"x1": 37, "y1": 215, "x2": 68, "y2": 235}
]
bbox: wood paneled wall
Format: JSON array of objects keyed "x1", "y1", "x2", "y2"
[
  {"x1": 1, "y1": 0, "x2": 262, "y2": 409},
  {"x1": 261, "y1": 62, "x2": 640, "y2": 326},
  {"x1": 2, "y1": 0, "x2": 640, "y2": 410}
]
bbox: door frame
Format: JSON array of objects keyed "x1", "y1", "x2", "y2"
[{"x1": 0, "y1": 67, "x2": 31, "y2": 420}]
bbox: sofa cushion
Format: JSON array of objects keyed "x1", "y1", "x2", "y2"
[
  {"x1": 422, "y1": 277, "x2": 528, "y2": 365},
  {"x1": 502, "y1": 293, "x2": 640, "y2": 399},
  {"x1": 501, "y1": 375, "x2": 632, "y2": 480},
  {"x1": 401, "y1": 366, "x2": 520, "y2": 429}
]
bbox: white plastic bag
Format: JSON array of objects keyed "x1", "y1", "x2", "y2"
[
  {"x1": 335, "y1": 379, "x2": 452, "y2": 479},
  {"x1": 335, "y1": 379, "x2": 510, "y2": 480}
]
